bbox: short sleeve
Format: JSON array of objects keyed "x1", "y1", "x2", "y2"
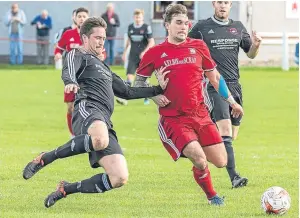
[
  {"x1": 200, "y1": 41, "x2": 217, "y2": 71},
  {"x1": 239, "y1": 22, "x2": 252, "y2": 53},
  {"x1": 136, "y1": 48, "x2": 155, "y2": 77},
  {"x1": 146, "y1": 25, "x2": 153, "y2": 39}
]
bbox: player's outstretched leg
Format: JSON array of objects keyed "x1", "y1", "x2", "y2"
[
  {"x1": 45, "y1": 154, "x2": 128, "y2": 208},
  {"x1": 23, "y1": 134, "x2": 95, "y2": 180},
  {"x1": 44, "y1": 173, "x2": 114, "y2": 208}
]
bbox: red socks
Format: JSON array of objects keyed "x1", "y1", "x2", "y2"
[
  {"x1": 192, "y1": 166, "x2": 217, "y2": 199},
  {"x1": 66, "y1": 113, "x2": 73, "y2": 136}
]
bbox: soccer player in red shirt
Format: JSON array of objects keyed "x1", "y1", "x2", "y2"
[
  {"x1": 54, "y1": 8, "x2": 106, "y2": 137},
  {"x1": 54, "y1": 7, "x2": 89, "y2": 137},
  {"x1": 135, "y1": 4, "x2": 243, "y2": 205}
]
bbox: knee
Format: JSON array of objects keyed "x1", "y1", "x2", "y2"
[
  {"x1": 193, "y1": 157, "x2": 208, "y2": 170},
  {"x1": 214, "y1": 152, "x2": 227, "y2": 168},
  {"x1": 110, "y1": 174, "x2": 129, "y2": 188},
  {"x1": 217, "y1": 120, "x2": 232, "y2": 136},
  {"x1": 92, "y1": 135, "x2": 109, "y2": 151},
  {"x1": 214, "y1": 159, "x2": 227, "y2": 168}
]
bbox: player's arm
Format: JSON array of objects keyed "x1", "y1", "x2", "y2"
[
  {"x1": 140, "y1": 38, "x2": 155, "y2": 59},
  {"x1": 200, "y1": 41, "x2": 243, "y2": 118},
  {"x1": 239, "y1": 22, "x2": 262, "y2": 59},
  {"x1": 54, "y1": 31, "x2": 67, "y2": 60},
  {"x1": 246, "y1": 30, "x2": 262, "y2": 59},
  {"x1": 187, "y1": 22, "x2": 203, "y2": 39},
  {"x1": 112, "y1": 73, "x2": 165, "y2": 100},
  {"x1": 134, "y1": 49, "x2": 171, "y2": 107},
  {"x1": 61, "y1": 49, "x2": 82, "y2": 94},
  {"x1": 140, "y1": 25, "x2": 155, "y2": 58},
  {"x1": 205, "y1": 69, "x2": 243, "y2": 118},
  {"x1": 122, "y1": 27, "x2": 130, "y2": 61}
]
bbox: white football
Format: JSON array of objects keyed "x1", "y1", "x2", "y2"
[{"x1": 261, "y1": 186, "x2": 291, "y2": 215}]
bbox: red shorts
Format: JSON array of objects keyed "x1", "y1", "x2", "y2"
[
  {"x1": 158, "y1": 115, "x2": 222, "y2": 161},
  {"x1": 64, "y1": 91, "x2": 75, "y2": 102}
]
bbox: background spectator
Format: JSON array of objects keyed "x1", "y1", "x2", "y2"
[
  {"x1": 101, "y1": 3, "x2": 120, "y2": 65},
  {"x1": 31, "y1": 10, "x2": 52, "y2": 65},
  {"x1": 4, "y1": 3, "x2": 26, "y2": 65}
]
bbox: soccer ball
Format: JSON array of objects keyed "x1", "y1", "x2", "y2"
[{"x1": 261, "y1": 186, "x2": 291, "y2": 215}]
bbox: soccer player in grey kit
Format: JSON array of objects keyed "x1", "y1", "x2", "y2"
[
  {"x1": 188, "y1": 1, "x2": 262, "y2": 188},
  {"x1": 22, "y1": 17, "x2": 169, "y2": 208}
]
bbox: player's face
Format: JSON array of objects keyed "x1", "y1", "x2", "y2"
[
  {"x1": 134, "y1": 14, "x2": 144, "y2": 26},
  {"x1": 213, "y1": 1, "x2": 232, "y2": 20},
  {"x1": 86, "y1": 27, "x2": 106, "y2": 56},
  {"x1": 76, "y1": 12, "x2": 88, "y2": 28},
  {"x1": 166, "y1": 14, "x2": 189, "y2": 43}
]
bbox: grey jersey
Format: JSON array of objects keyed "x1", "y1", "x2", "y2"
[
  {"x1": 62, "y1": 48, "x2": 163, "y2": 122},
  {"x1": 128, "y1": 23, "x2": 153, "y2": 61},
  {"x1": 188, "y1": 16, "x2": 252, "y2": 81}
]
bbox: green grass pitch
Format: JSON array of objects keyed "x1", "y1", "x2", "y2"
[{"x1": 0, "y1": 66, "x2": 298, "y2": 217}]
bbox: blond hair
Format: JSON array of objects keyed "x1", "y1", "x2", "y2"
[{"x1": 134, "y1": 9, "x2": 144, "y2": 16}]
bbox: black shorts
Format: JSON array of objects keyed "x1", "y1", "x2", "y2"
[
  {"x1": 126, "y1": 59, "x2": 140, "y2": 75},
  {"x1": 206, "y1": 82, "x2": 243, "y2": 126},
  {"x1": 72, "y1": 100, "x2": 123, "y2": 168}
]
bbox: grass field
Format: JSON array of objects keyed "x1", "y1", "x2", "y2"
[{"x1": 0, "y1": 66, "x2": 298, "y2": 218}]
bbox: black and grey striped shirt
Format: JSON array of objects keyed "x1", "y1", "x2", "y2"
[{"x1": 61, "y1": 48, "x2": 163, "y2": 119}]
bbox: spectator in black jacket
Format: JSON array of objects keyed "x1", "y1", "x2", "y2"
[{"x1": 101, "y1": 3, "x2": 120, "y2": 65}]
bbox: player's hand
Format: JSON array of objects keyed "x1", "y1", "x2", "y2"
[
  {"x1": 230, "y1": 103, "x2": 244, "y2": 118},
  {"x1": 251, "y1": 31, "x2": 262, "y2": 47},
  {"x1": 54, "y1": 53, "x2": 62, "y2": 61},
  {"x1": 154, "y1": 66, "x2": 170, "y2": 90},
  {"x1": 151, "y1": 95, "x2": 171, "y2": 107},
  {"x1": 122, "y1": 53, "x2": 126, "y2": 62},
  {"x1": 65, "y1": 84, "x2": 79, "y2": 94}
]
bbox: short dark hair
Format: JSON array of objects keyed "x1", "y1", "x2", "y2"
[
  {"x1": 80, "y1": 17, "x2": 107, "y2": 38},
  {"x1": 76, "y1": 7, "x2": 89, "y2": 16},
  {"x1": 72, "y1": 9, "x2": 77, "y2": 14},
  {"x1": 163, "y1": 4, "x2": 188, "y2": 23}
]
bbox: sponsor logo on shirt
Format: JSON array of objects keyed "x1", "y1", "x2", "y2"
[
  {"x1": 229, "y1": 28, "x2": 238, "y2": 35},
  {"x1": 208, "y1": 29, "x2": 214, "y2": 34},
  {"x1": 161, "y1": 52, "x2": 168, "y2": 58},
  {"x1": 164, "y1": 57, "x2": 196, "y2": 67},
  {"x1": 70, "y1": 37, "x2": 75, "y2": 42},
  {"x1": 210, "y1": 38, "x2": 239, "y2": 50},
  {"x1": 189, "y1": 48, "x2": 196, "y2": 54}
]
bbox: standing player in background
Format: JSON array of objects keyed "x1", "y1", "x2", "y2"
[
  {"x1": 135, "y1": 4, "x2": 244, "y2": 205},
  {"x1": 23, "y1": 17, "x2": 169, "y2": 208},
  {"x1": 188, "y1": 1, "x2": 262, "y2": 188},
  {"x1": 119, "y1": 9, "x2": 155, "y2": 106},
  {"x1": 53, "y1": 9, "x2": 77, "y2": 51},
  {"x1": 54, "y1": 7, "x2": 89, "y2": 138}
]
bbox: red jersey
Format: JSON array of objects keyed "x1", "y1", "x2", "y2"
[
  {"x1": 54, "y1": 28, "x2": 82, "y2": 55},
  {"x1": 136, "y1": 38, "x2": 216, "y2": 117}
]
